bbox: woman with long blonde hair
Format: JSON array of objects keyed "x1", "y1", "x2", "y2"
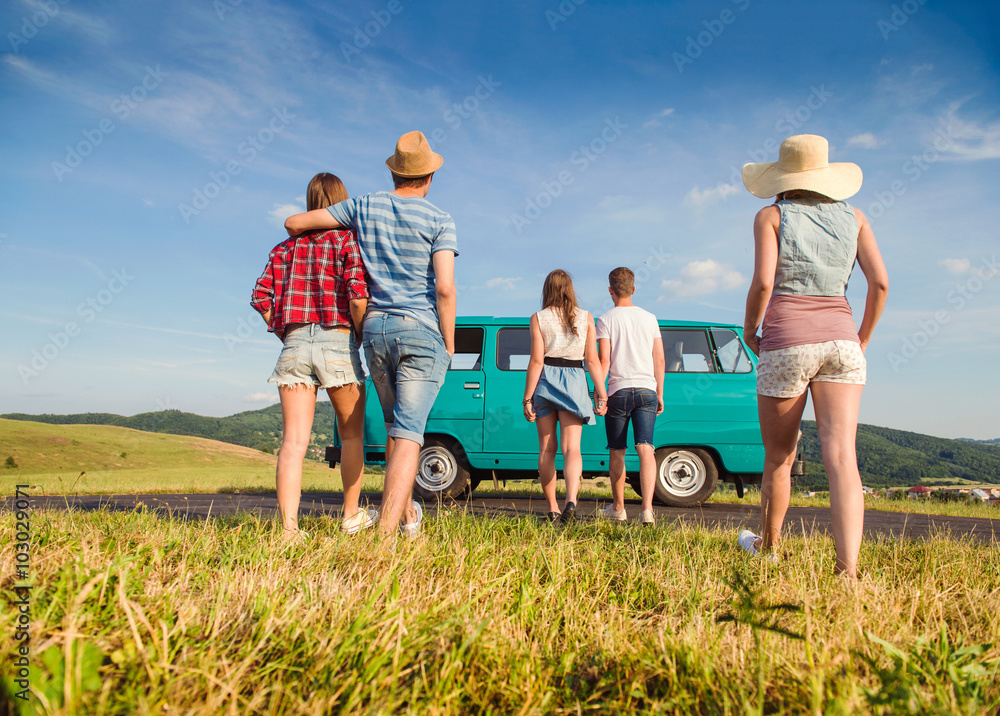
[
  {"x1": 252, "y1": 173, "x2": 376, "y2": 541},
  {"x1": 523, "y1": 270, "x2": 608, "y2": 523}
]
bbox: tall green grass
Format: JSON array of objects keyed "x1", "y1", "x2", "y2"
[{"x1": 2, "y1": 507, "x2": 998, "y2": 714}]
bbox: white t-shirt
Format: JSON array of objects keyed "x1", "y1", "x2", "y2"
[{"x1": 596, "y1": 305, "x2": 661, "y2": 395}]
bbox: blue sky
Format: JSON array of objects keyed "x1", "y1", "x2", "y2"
[{"x1": 2, "y1": 0, "x2": 998, "y2": 439}]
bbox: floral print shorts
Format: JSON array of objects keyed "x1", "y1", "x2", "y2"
[{"x1": 756, "y1": 340, "x2": 866, "y2": 398}]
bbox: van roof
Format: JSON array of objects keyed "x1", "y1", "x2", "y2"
[{"x1": 456, "y1": 315, "x2": 742, "y2": 330}]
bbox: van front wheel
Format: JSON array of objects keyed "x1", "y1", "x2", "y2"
[
  {"x1": 653, "y1": 448, "x2": 718, "y2": 507},
  {"x1": 414, "y1": 438, "x2": 470, "y2": 501}
]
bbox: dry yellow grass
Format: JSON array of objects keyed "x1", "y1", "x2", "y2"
[{"x1": 2, "y1": 504, "x2": 998, "y2": 714}]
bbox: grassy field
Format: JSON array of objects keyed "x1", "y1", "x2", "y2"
[{"x1": 2, "y1": 506, "x2": 998, "y2": 715}]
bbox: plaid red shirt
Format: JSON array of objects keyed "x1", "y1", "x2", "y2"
[{"x1": 251, "y1": 229, "x2": 368, "y2": 336}]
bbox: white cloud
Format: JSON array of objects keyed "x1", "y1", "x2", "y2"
[
  {"x1": 485, "y1": 277, "x2": 522, "y2": 291},
  {"x1": 244, "y1": 392, "x2": 279, "y2": 403},
  {"x1": 939, "y1": 258, "x2": 971, "y2": 275},
  {"x1": 268, "y1": 198, "x2": 306, "y2": 228},
  {"x1": 683, "y1": 183, "x2": 740, "y2": 209},
  {"x1": 662, "y1": 260, "x2": 746, "y2": 298},
  {"x1": 847, "y1": 132, "x2": 886, "y2": 150},
  {"x1": 643, "y1": 107, "x2": 675, "y2": 128},
  {"x1": 937, "y1": 102, "x2": 1000, "y2": 161}
]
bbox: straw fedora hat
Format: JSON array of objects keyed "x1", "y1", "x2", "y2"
[
  {"x1": 385, "y1": 130, "x2": 443, "y2": 178},
  {"x1": 741, "y1": 134, "x2": 862, "y2": 201}
]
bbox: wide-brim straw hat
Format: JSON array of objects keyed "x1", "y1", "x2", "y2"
[
  {"x1": 385, "y1": 130, "x2": 443, "y2": 178},
  {"x1": 742, "y1": 134, "x2": 862, "y2": 201}
]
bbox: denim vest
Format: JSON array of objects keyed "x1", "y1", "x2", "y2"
[{"x1": 773, "y1": 199, "x2": 858, "y2": 297}]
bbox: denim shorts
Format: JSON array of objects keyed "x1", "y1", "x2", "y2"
[
  {"x1": 604, "y1": 387, "x2": 658, "y2": 450},
  {"x1": 362, "y1": 312, "x2": 450, "y2": 446},
  {"x1": 756, "y1": 340, "x2": 866, "y2": 398},
  {"x1": 268, "y1": 324, "x2": 364, "y2": 389}
]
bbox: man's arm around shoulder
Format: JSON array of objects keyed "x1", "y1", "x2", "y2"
[{"x1": 284, "y1": 208, "x2": 344, "y2": 236}]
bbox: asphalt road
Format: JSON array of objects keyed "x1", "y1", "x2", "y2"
[{"x1": 10, "y1": 492, "x2": 1000, "y2": 544}]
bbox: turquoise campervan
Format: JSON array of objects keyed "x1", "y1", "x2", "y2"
[{"x1": 327, "y1": 316, "x2": 770, "y2": 506}]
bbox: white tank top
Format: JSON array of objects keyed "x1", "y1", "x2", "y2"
[{"x1": 536, "y1": 306, "x2": 589, "y2": 360}]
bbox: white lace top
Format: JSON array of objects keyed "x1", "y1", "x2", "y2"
[{"x1": 536, "y1": 306, "x2": 590, "y2": 360}]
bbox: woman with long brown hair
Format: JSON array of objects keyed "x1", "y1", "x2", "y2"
[
  {"x1": 523, "y1": 270, "x2": 608, "y2": 523},
  {"x1": 252, "y1": 173, "x2": 376, "y2": 541}
]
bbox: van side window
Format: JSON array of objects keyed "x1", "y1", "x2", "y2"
[
  {"x1": 450, "y1": 327, "x2": 485, "y2": 371},
  {"x1": 711, "y1": 329, "x2": 753, "y2": 374},
  {"x1": 661, "y1": 329, "x2": 716, "y2": 373},
  {"x1": 497, "y1": 328, "x2": 531, "y2": 371}
]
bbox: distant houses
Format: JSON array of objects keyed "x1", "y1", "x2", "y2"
[{"x1": 899, "y1": 484, "x2": 1000, "y2": 505}]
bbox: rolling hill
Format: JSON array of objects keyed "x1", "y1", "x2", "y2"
[{"x1": 4, "y1": 408, "x2": 999, "y2": 489}]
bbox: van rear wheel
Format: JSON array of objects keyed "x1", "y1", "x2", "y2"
[
  {"x1": 414, "y1": 438, "x2": 470, "y2": 501},
  {"x1": 653, "y1": 448, "x2": 718, "y2": 507}
]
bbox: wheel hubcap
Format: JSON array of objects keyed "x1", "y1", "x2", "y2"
[
  {"x1": 659, "y1": 451, "x2": 706, "y2": 498},
  {"x1": 417, "y1": 446, "x2": 457, "y2": 492}
]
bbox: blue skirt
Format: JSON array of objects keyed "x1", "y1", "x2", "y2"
[{"x1": 532, "y1": 365, "x2": 595, "y2": 425}]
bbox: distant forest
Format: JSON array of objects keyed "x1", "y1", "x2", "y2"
[
  {"x1": 4, "y1": 409, "x2": 999, "y2": 489},
  {"x1": 797, "y1": 422, "x2": 1000, "y2": 489}
]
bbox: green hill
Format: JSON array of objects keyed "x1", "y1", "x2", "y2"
[
  {"x1": 0, "y1": 418, "x2": 280, "y2": 475},
  {"x1": 798, "y1": 422, "x2": 1000, "y2": 489},
  {"x1": 1, "y1": 404, "x2": 339, "y2": 456},
  {"x1": 4, "y1": 408, "x2": 999, "y2": 490}
]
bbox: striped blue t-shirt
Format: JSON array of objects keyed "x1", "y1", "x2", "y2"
[{"x1": 328, "y1": 192, "x2": 458, "y2": 333}]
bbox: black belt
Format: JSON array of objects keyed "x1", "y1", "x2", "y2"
[{"x1": 544, "y1": 357, "x2": 584, "y2": 369}]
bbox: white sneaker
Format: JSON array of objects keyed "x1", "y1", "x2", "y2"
[
  {"x1": 639, "y1": 509, "x2": 655, "y2": 526},
  {"x1": 737, "y1": 529, "x2": 761, "y2": 555},
  {"x1": 400, "y1": 500, "x2": 424, "y2": 538},
  {"x1": 737, "y1": 530, "x2": 779, "y2": 563},
  {"x1": 597, "y1": 504, "x2": 627, "y2": 521},
  {"x1": 341, "y1": 507, "x2": 378, "y2": 534}
]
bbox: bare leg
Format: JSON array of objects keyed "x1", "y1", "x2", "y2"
[
  {"x1": 536, "y1": 412, "x2": 560, "y2": 513},
  {"x1": 636, "y1": 444, "x2": 656, "y2": 512},
  {"x1": 757, "y1": 391, "x2": 808, "y2": 552},
  {"x1": 276, "y1": 384, "x2": 318, "y2": 533},
  {"x1": 810, "y1": 382, "x2": 865, "y2": 578},
  {"x1": 327, "y1": 382, "x2": 366, "y2": 518},
  {"x1": 378, "y1": 436, "x2": 421, "y2": 536},
  {"x1": 558, "y1": 411, "x2": 584, "y2": 506},
  {"x1": 609, "y1": 449, "x2": 627, "y2": 511}
]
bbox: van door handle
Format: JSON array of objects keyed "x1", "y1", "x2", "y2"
[{"x1": 464, "y1": 382, "x2": 481, "y2": 389}]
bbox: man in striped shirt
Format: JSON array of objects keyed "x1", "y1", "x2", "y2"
[{"x1": 285, "y1": 131, "x2": 457, "y2": 538}]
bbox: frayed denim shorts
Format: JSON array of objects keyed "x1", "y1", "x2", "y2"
[{"x1": 268, "y1": 324, "x2": 364, "y2": 390}]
